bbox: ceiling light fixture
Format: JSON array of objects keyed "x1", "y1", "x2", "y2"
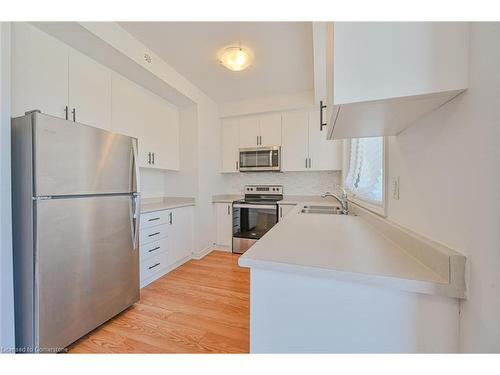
[{"x1": 218, "y1": 46, "x2": 253, "y2": 72}]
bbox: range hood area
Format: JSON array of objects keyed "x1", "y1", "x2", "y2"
[{"x1": 313, "y1": 22, "x2": 470, "y2": 139}]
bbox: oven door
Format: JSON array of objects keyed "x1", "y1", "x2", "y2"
[
  {"x1": 239, "y1": 147, "x2": 281, "y2": 172},
  {"x1": 232, "y1": 203, "x2": 278, "y2": 254}
]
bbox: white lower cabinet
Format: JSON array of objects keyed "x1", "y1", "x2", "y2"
[
  {"x1": 139, "y1": 206, "x2": 193, "y2": 288},
  {"x1": 168, "y1": 206, "x2": 194, "y2": 265},
  {"x1": 278, "y1": 204, "x2": 296, "y2": 221},
  {"x1": 215, "y1": 203, "x2": 233, "y2": 247}
]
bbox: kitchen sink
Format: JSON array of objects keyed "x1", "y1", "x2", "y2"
[{"x1": 300, "y1": 205, "x2": 346, "y2": 215}]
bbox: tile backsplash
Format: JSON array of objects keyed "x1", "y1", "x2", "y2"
[{"x1": 220, "y1": 171, "x2": 342, "y2": 195}]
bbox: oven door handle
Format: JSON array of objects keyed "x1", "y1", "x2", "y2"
[{"x1": 233, "y1": 203, "x2": 277, "y2": 210}]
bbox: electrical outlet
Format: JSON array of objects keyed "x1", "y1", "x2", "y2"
[{"x1": 391, "y1": 176, "x2": 400, "y2": 200}]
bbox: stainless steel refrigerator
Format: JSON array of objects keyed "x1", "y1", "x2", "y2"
[{"x1": 11, "y1": 111, "x2": 140, "y2": 353}]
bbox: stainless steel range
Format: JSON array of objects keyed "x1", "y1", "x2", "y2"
[{"x1": 232, "y1": 185, "x2": 283, "y2": 254}]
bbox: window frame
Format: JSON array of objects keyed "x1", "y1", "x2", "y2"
[{"x1": 342, "y1": 136, "x2": 388, "y2": 217}]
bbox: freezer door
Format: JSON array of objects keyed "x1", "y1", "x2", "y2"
[
  {"x1": 35, "y1": 195, "x2": 139, "y2": 351},
  {"x1": 33, "y1": 112, "x2": 137, "y2": 196}
]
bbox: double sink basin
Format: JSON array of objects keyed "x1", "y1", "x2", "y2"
[{"x1": 300, "y1": 205, "x2": 347, "y2": 215}]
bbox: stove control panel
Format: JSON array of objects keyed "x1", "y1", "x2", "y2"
[{"x1": 244, "y1": 185, "x2": 283, "y2": 195}]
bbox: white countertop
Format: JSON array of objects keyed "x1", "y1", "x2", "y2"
[
  {"x1": 212, "y1": 194, "x2": 243, "y2": 203},
  {"x1": 277, "y1": 195, "x2": 342, "y2": 205},
  {"x1": 141, "y1": 196, "x2": 195, "y2": 213},
  {"x1": 239, "y1": 204, "x2": 466, "y2": 298},
  {"x1": 212, "y1": 194, "x2": 340, "y2": 205}
]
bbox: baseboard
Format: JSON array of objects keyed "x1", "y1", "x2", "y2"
[
  {"x1": 191, "y1": 245, "x2": 216, "y2": 260},
  {"x1": 191, "y1": 244, "x2": 233, "y2": 260}
]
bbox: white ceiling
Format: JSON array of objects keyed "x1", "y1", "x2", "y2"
[{"x1": 119, "y1": 22, "x2": 314, "y2": 104}]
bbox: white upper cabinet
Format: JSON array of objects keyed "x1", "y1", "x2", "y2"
[
  {"x1": 221, "y1": 118, "x2": 240, "y2": 173},
  {"x1": 148, "y1": 92, "x2": 180, "y2": 171},
  {"x1": 282, "y1": 109, "x2": 342, "y2": 172},
  {"x1": 259, "y1": 113, "x2": 282, "y2": 147},
  {"x1": 282, "y1": 111, "x2": 309, "y2": 172},
  {"x1": 11, "y1": 23, "x2": 69, "y2": 119},
  {"x1": 307, "y1": 110, "x2": 342, "y2": 171},
  {"x1": 239, "y1": 113, "x2": 282, "y2": 148},
  {"x1": 320, "y1": 22, "x2": 470, "y2": 139},
  {"x1": 12, "y1": 23, "x2": 181, "y2": 172},
  {"x1": 239, "y1": 116, "x2": 260, "y2": 148},
  {"x1": 111, "y1": 74, "x2": 147, "y2": 138},
  {"x1": 68, "y1": 50, "x2": 112, "y2": 130}
]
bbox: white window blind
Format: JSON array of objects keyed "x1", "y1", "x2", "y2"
[{"x1": 344, "y1": 137, "x2": 384, "y2": 204}]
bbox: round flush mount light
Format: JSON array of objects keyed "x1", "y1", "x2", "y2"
[{"x1": 217, "y1": 46, "x2": 253, "y2": 72}]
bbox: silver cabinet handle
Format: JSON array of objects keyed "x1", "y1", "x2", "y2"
[
  {"x1": 256, "y1": 135, "x2": 259, "y2": 145},
  {"x1": 169, "y1": 212, "x2": 173, "y2": 225},
  {"x1": 148, "y1": 263, "x2": 160, "y2": 270},
  {"x1": 148, "y1": 217, "x2": 160, "y2": 222},
  {"x1": 227, "y1": 204, "x2": 230, "y2": 215},
  {"x1": 148, "y1": 152, "x2": 151, "y2": 164},
  {"x1": 64, "y1": 106, "x2": 69, "y2": 120},
  {"x1": 309, "y1": 158, "x2": 312, "y2": 169},
  {"x1": 320, "y1": 100, "x2": 327, "y2": 131},
  {"x1": 280, "y1": 206, "x2": 283, "y2": 218},
  {"x1": 148, "y1": 232, "x2": 160, "y2": 237},
  {"x1": 72, "y1": 108, "x2": 76, "y2": 122},
  {"x1": 152, "y1": 152, "x2": 155, "y2": 165},
  {"x1": 306, "y1": 158, "x2": 308, "y2": 168},
  {"x1": 236, "y1": 161, "x2": 239, "y2": 170},
  {"x1": 148, "y1": 246, "x2": 160, "y2": 253}
]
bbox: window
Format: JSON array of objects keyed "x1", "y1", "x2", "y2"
[{"x1": 344, "y1": 137, "x2": 385, "y2": 214}]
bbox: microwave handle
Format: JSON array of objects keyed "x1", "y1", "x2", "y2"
[{"x1": 269, "y1": 150, "x2": 273, "y2": 167}]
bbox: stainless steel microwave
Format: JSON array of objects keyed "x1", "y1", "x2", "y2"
[{"x1": 239, "y1": 146, "x2": 281, "y2": 172}]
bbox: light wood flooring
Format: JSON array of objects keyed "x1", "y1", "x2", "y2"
[{"x1": 68, "y1": 251, "x2": 250, "y2": 353}]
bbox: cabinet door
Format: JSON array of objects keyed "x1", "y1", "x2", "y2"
[
  {"x1": 281, "y1": 111, "x2": 309, "y2": 171},
  {"x1": 142, "y1": 91, "x2": 180, "y2": 170},
  {"x1": 156, "y1": 102, "x2": 180, "y2": 171},
  {"x1": 259, "y1": 113, "x2": 282, "y2": 147},
  {"x1": 11, "y1": 23, "x2": 69, "y2": 119},
  {"x1": 278, "y1": 204, "x2": 296, "y2": 221},
  {"x1": 308, "y1": 110, "x2": 343, "y2": 171},
  {"x1": 216, "y1": 203, "x2": 233, "y2": 247},
  {"x1": 111, "y1": 74, "x2": 147, "y2": 138},
  {"x1": 221, "y1": 118, "x2": 240, "y2": 173},
  {"x1": 239, "y1": 116, "x2": 260, "y2": 148},
  {"x1": 169, "y1": 207, "x2": 193, "y2": 265},
  {"x1": 68, "y1": 50, "x2": 112, "y2": 130}
]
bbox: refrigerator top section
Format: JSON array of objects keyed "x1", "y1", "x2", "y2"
[{"x1": 31, "y1": 112, "x2": 138, "y2": 197}]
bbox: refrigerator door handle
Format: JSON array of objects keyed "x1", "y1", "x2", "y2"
[
  {"x1": 131, "y1": 138, "x2": 141, "y2": 250},
  {"x1": 132, "y1": 139, "x2": 141, "y2": 194},
  {"x1": 131, "y1": 194, "x2": 140, "y2": 250}
]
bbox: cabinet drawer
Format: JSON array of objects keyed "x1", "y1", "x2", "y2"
[
  {"x1": 140, "y1": 210, "x2": 170, "y2": 229},
  {"x1": 140, "y1": 237, "x2": 168, "y2": 261},
  {"x1": 140, "y1": 251, "x2": 169, "y2": 282},
  {"x1": 140, "y1": 223, "x2": 169, "y2": 245}
]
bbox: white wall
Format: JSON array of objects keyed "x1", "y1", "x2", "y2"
[
  {"x1": 386, "y1": 23, "x2": 500, "y2": 352},
  {"x1": 220, "y1": 171, "x2": 341, "y2": 196},
  {"x1": 0, "y1": 22, "x2": 15, "y2": 353},
  {"x1": 195, "y1": 100, "x2": 224, "y2": 252}
]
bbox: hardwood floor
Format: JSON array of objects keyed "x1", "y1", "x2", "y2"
[{"x1": 68, "y1": 251, "x2": 250, "y2": 353}]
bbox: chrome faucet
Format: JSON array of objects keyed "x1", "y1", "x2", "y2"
[{"x1": 322, "y1": 185, "x2": 349, "y2": 214}]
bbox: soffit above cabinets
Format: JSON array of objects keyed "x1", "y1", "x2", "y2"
[{"x1": 119, "y1": 22, "x2": 315, "y2": 104}]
